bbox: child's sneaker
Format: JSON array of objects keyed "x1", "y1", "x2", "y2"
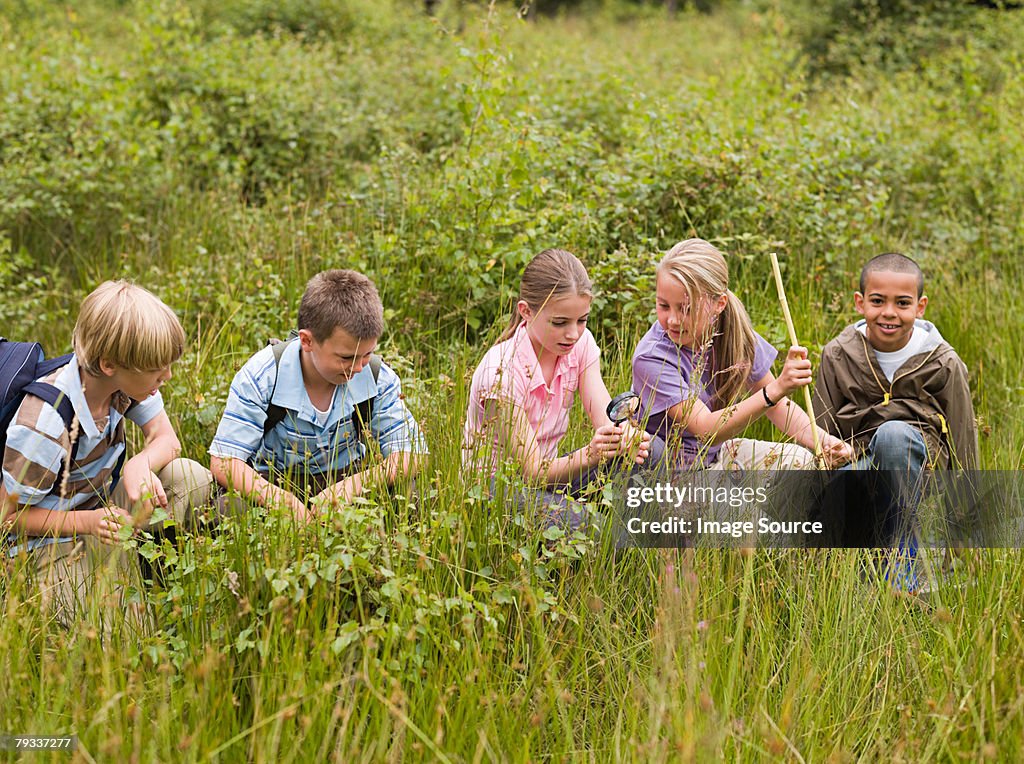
[{"x1": 883, "y1": 546, "x2": 924, "y2": 594}]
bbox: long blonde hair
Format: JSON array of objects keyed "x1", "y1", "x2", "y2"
[
  {"x1": 496, "y1": 249, "x2": 593, "y2": 342},
  {"x1": 658, "y1": 238, "x2": 757, "y2": 407}
]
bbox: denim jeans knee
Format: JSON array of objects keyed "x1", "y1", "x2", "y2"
[{"x1": 868, "y1": 421, "x2": 927, "y2": 473}]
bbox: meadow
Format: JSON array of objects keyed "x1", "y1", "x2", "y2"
[{"x1": 1, "y1": 0, "x2": 1023, "y2": 760}]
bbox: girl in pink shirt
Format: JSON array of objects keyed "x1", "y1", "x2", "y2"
[{"x1": 463, "y1": 249, "x2": 653, "y2": 525}]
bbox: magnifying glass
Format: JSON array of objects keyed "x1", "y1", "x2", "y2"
[{"x1": 606, "y1": 391, "x2": 640, "y2": 425}]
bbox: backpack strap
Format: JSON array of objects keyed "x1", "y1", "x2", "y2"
[
  {"x1": 22, "y1": 382, "x2": 83, "y2": 495},
  {"x1": 262, "y1": 337, "x2": 382, "y2": 445},
  {"x1": 259, "y1": 341, "x2": 383, "y2": 474},
  {"x1": 352, "y1": 354, "x2": 382, "y2": 442},
  {"x1": 262, "y1": 337, "x2": 295, "y2": 439},
  {"x1": 112, "y1": 398, "x2": 140, "y2": 492}
]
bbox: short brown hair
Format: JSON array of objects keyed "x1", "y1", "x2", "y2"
[
  {"x1": 298, "y1": 269, "x2": 384, "y2": 342},
  {"x1": 73, "y1": 280, "x2": 185, "y2": 375}
]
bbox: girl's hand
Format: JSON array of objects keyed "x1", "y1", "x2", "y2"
[
  {"x1": 83, "y1": 506, "x2": 134, "y2": 545},
  {"x1": 819, "y1": 434, "x2": 854, "y2": 468},
  {"x1": 769, "y1": 346, "x2": 813, "y2": 401},
  {"x1": 619, "y1": 422, "x2": 652, "y2": 465},
  {"x1": 587, "y1": 424, "x2": 624, "y2": 464}
]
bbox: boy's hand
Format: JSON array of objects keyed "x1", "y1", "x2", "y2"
[
  {"x1": 820, "y1": 435, "x2": 854, "y2": 468},
  {"x1": 311, "y1": 477, "x2": 359, "y2": 514},
  {"x1": 84, "y1": 506, "x2": 135, "y2": 545},
  {"x1": 265, "y1": 493, "x2": 316, "y2": 525},
  {"x1": 123, "y1": 457, "x2": 168, "y2": 510},
  {"x1": 295, "y1": 505, "x2": 320, "y2": 526},
  {"x1": 772, "y1": 346, "x2": 813, "y2": 400}
]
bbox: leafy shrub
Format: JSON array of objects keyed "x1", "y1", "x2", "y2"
[
  {"x1": 191, "y1": 0, "x2": 365, "y2": 39},
  {"x1": 0, "y1": 33, "x2": 163, "y2": 251},
  {"x1": 793, "y1": 0, "x2": 983, "y2": 76}
]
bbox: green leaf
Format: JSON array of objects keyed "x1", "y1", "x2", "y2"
[
  {"x1": 543, "y1": 525, "x2": 565, "y2": 541},
  {"x1": 331, "y1": 622, "x2": 360, "y2": 654}
]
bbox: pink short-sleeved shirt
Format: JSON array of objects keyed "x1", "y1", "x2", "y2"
[{"x1": 463, "y1": 322, "x2": 600, "y2": 472}]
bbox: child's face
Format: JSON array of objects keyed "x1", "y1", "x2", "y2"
[
  {"x1": 656, "y1": 272, "x2": 726, "y2": 350},
  {"x1": 855, "y1": 270, "x2": 927, "y2": 352},
  {"x1": 107, "y1": 364, "x2": 173, "y2": 401},
  {"x1": 519, "y1": 293, "x2": 591, "y2": 359},
  {"x1": 301, "y1": 327, "x2": 378, "y2": 387}
]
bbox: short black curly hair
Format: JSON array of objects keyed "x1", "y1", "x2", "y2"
[{"x1": 859, "y1": 253, "x2": 924, "y2": 298}]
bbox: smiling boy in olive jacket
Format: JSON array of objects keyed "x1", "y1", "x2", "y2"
[{"x1": 812, "y1": 253, "x2": 978, "y2": 590}]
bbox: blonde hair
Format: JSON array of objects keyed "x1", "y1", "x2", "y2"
[
  {"x1": 73, "y1": 280, "x2": 185, "y2": 376},
  {"x1": 658, "y1": 238, "x2": 757, "y2": 407},
  {"x1": 497, "y1": 249, "x2": 593, "y2": 342}
]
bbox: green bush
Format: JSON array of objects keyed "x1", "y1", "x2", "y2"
[
  {"x1": 191, "y1": 0, "x2": 366, "y2": 39},
  {"x1": 3, "y1": 4, "x2": 1024, "y2": 760},
  {"x1": 0, "y1": 33, "x2": 161, "y2": 251},
  {"x1": 793, "y1": 0, "x2": 984, "y2": 76}
]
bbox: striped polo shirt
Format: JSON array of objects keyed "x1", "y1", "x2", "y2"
[
  {"x1": 208, "y1": 340, "x2": 427, "y2": 477},
  {"x1": 3, "y1": 354, "x2": 163, "y2": 553}
]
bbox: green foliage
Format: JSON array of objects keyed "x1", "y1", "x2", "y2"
[
  {"x1": 2, "y1": 1, "x2": 1024, "y2": 759},
  {"x1": 0, "y1": 236, "x2": 74, "y2": 345},
  {"x1": 793, "y1": 0, "x2": 988, "y2": 76},
  {"x1": 190, "y1": 0, "x2": 374, "y2": 39},
  {"x1": 0, "y1": 30, "x2": 153, "y2": 251}
]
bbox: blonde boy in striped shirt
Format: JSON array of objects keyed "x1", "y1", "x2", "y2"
[{"x1": 1, "y1": 281, "x2": 212, "y2": 625}]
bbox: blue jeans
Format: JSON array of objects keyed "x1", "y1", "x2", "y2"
[{"x1": 840, "y1": 421, "x2": 927, "y2": 548}]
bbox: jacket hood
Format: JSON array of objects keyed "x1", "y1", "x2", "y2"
[{"x1": 840, "y1": 318, "x2": 950, "y2": 360}]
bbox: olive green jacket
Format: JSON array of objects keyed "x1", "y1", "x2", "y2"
[{"x1": 812, "y1": 320, "x2": 979, "y2": 470}]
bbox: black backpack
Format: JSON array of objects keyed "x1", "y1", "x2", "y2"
[
  {"x1": 262, "y1": 334, "x2": 382, "y2": 442},
  {"x1": 0, "y1": 337, "x2": 134, "y2": 493}
]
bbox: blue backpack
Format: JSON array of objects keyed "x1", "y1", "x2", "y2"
[{"x1": 0, "y1": 337, "x2": 132, "y2": 495}]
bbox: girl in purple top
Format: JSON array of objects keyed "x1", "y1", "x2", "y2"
[{"x1": 631, "y1": 238, "x2": 852, "y2": 470}]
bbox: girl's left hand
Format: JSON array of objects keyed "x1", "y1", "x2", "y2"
[
  {"x1": 312, "y1": 476, "x2": 359, "y2": 512},
  {"x1": 819, "y1": 434, "x2": 854, "y2": 468}
]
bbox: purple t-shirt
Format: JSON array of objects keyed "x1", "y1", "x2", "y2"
[{"x1": 631, "y1": 321, "x2": 778, "y2": 467}]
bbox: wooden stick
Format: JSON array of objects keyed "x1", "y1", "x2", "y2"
[{"x1": 769, "y1": 252, "x2": 823, "y2": 464}]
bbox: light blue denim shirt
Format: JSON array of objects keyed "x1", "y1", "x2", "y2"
[{"x1": 209, "y1": 340, "x2": 427, "y2": 475}]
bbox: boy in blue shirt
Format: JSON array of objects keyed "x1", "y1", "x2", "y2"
[{"x1": 209, "y1": 269, "x2": 427, "y2": 521}]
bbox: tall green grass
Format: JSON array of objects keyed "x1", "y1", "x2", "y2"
[{"x1": 2, "y1": 1, "x2": 1023, "y2": 760}]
